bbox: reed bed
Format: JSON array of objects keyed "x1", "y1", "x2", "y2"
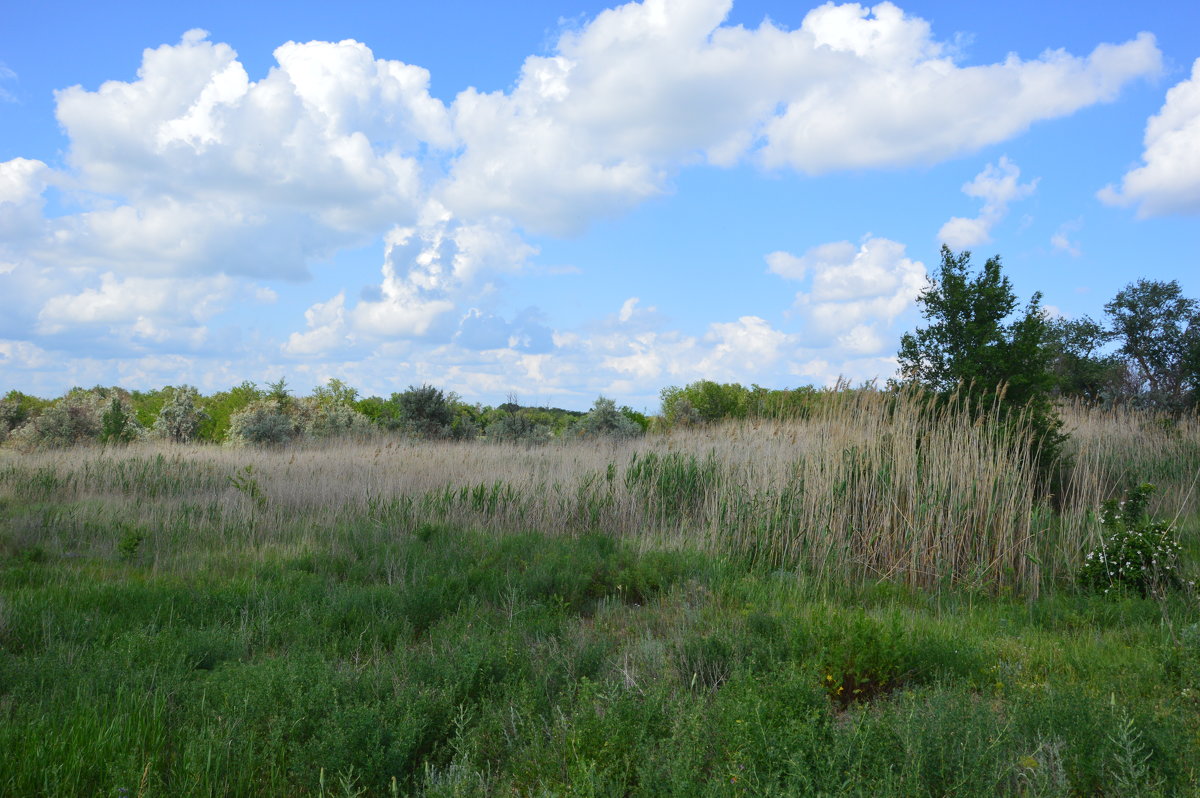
[{"x1": 2, "y1": 390, "x2": 1196, "y2": 595}]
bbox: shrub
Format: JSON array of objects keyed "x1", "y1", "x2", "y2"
[
  {"x1": 99, "y1": 397, "x2": 142, "y2": 445},
  {"x1": 571, "y1": 396, "x2": 643, "y2": 440},
  {"x1": 9, "y1": 390, "x2": 108, "y2": 449},
  {"x1": 399, "y1": 384, "x2": 453, "y2": 437},
  {"x1": 487, "y1": 411, "x2": 551, "y2": 444},
  {"x1": 1079, "y1": 483, "x2": 1185, "y2": 596},
  {"x1": 296, "y1": 398, "x2": 372, "y2": 440},
  {"x1": 227, "y1": 400, "x2": 299, "y2": 447},
  {"x1": 153, "y1": 385, "x2": 209, "y2": 443}
]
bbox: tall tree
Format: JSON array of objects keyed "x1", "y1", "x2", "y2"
[
  {"x1": 897, "y1": 246, "x2": 1063, "y2": 465},
  {"x1": 1104, "y1": 279, "x2": 1200, "y2": 410},
  {"x1": 1044, "y1": 316, "x2": 1122, "y2": 405}
]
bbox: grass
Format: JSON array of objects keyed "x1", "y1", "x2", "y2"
[
  {"x1": 1, "y1": 393, "x2": 1199, "y2": 795},
  {"x1": 2, "y1": 524, "x2": 1198, "y2": 795}
]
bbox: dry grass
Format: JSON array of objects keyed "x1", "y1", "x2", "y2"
[{"x1": 3, "y1": 390, "x2": 1197, "y2": 595}]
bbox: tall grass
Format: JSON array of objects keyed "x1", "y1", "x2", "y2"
[{"x1": 2, "y1": 389, "x2": 1196, "y2": 594}]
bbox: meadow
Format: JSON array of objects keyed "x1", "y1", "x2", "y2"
[{"x1": 2, "y1": 391, "x2": 1199, "y2": 796}]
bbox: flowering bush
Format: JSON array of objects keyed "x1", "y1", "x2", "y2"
[{"x1": 1079, "y1": 483, "x2": 1184, "y2": 596}]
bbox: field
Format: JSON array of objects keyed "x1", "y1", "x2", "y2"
[{"x1": 2, "y1": 392, "x2": 1200, "y2": 796}]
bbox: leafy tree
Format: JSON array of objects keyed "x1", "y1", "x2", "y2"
[
  {"x1": 196, "y1": 381, "x2": 262, "y2": 442},
  {"x1": 227, "y1": 402, "x2": 298, "y2": 446},
  {"x1": 153, "y1": 385, "x2": 208, "y2": 443},
  {"x1": 0, "y1": 390, "x2": 47, "y2": 441},
  {"x1": 1044, "y1": 316, "x2": 1123, "y2": 404},
  {"x1": 897, "y1": 245, "x2": 1063, "y2": 468},
  {"x1": 310, "y1": 378, "x2": 358, "y2": 408},
  {"x1": 487, "y1": 409, "x2": 551, "y2": 444},
  {"x1": 1104, "y1": 279, "x2": 1200, "y2": 410},
  {"x1": 660, "y1": 381, "x2": 751, "y2": 426},
  {"x1": 394, "y1": 384, "x2": 454, "y2": 438},
  {"x1": 100, "y1": 397, "x2": 141, "y2": 445}
]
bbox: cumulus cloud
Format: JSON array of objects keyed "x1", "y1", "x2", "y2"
[
  {"x1": 938, "y1": 157, "x2": 1038, "y2": 248},
  {"x1": 1099, "y1": 57, "x2": 1200, "y2": 216},
  {"x1": 350, "y1": 204, "x2": 537, "y2": 342},
  {"x1": 773, "y1": 236, "x2": 926, "y2": 349},
  {"x1": 34, "y1": 272, "x2": 263, "y2": 354},
  {"x1": 47, "y1": 30, "x2": 449, "y2": 278},
  {"x1": 0, "y1": 3, "x2": 1169, "y2": 394},
  {"x1": 441, "y1": 0, "x2": 1159, "y2": 234}
]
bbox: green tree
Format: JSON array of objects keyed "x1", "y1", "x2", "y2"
[
  {"x1": 394, "y1": 384, "x2": 454, "y2": 438},
  {"x1": 897, "y1": 246, "x2": 1063, "y2": 467},
  {"x1": 100, "y1": 397, "x2": 140, "y2": 445},
  {"x1": 1104, "y1": 279, "x2": 1200, "y2": 410},
  {"x1": 1044, "y1": 316, "x2": 1123, "y2": 405}
]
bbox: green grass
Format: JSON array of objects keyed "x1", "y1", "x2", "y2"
[{"x1": 2, "y1": 517, "x2": 1198, "y2": 796}]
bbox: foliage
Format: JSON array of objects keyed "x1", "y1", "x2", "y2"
[
  {"x1": 1105, "y1": 279, "x2": 1200, "y2": 411},
  {"x1": 1044, "y1": 316, "x2": 1123, "y2": 404},
  {"x1": 99, "y1": 397, "x2": 142, "y2": 445},
  {"x1": 392, "y1": 385, "x2": 455, "y2": 438},
  {"x1": 296, "y1": 397, "x2": 373, "y2": 441},
  {"x1": 227, "y1": 400, "x2": 299, "y2": 447},
  {"x1": 571, "y1": 396, "x2": 643, "y2": 439},
  {"x1": 9, "y1": 389, "x2": 107, "y2": 449},
  {"x1": 660, "y1": 380, "x2": 750, "y2": 426},
  {"x1": 1078, "y1": 483, "x2": 1186, "y2": 597},
  {"x1": 195, "y1": 381, "x2": 263, "y2": 443},
  {"x1": 486, "y1": 409, "x2": 552, "y2": 444},
  {"x1": 896, "y1": 245, "x2": 1064, "y2": 470},
  {"x1": 152, "y1": 385, "x2": 209, "y2": 443},
  {"x1": 0, "y1": 390, "x2": 48, "y2": 442}
]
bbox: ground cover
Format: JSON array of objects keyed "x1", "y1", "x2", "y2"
[{"x1": 2, "y1": 400, "x2": 1198, "y2": 795}]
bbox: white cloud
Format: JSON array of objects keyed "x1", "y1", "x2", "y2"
[
  {"x1": 774, "y1": 236, "x2": 925, "y2": 355},
  {"x1": 0, "y1": 6, "x2": 1168, "y2": 392},
  {"x1": 349, "y1": 204, "x2": 536, "y2": 341},
  {"x1": 283, "y1": 291, "x2": 351, "y2": 356},
  {"x1": 37, "y1": 272, "x2": 239, "y2": 338},
  {"x1": 1050, "y1": 218, "x2": 1083, "y2": 256},
  {"x1": 440, "y1": 0, "x2": 1159, "y2": 234},
  {"x1": 47, "y1": 30, "x2": 449, "y2": 278},
  {"x1": 938, "y1": 157, "x2": 1038, "y2": 248},
  {"x1": 1099, "y1": 57, "x2": 1200, "y2": 216},
  {"x1": 0, "y1": 63, "x2": 16, "y2": 103}
]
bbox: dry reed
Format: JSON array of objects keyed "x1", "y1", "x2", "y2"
[{"x1": 3, "y1": 390, "x2": 1196, "y2": 595}]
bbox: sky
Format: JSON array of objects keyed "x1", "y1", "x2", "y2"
[{"x1": 1, "y1": 0, "x2": 1198, "y2": 411}]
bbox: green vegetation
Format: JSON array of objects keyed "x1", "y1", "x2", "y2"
[
  {"x1": 3, "y1": 256, "x2": 1199, "y2": 793},
  {"x1": 1, "y1": 392, "x2": 1198, "y2": 793}
]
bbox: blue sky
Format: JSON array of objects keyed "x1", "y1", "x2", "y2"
[{"x1": 1, "y1": 0, "x2": 1198, "y2": 410}]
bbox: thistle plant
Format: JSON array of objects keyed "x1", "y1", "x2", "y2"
[{"x1": 1079, "y1": 483, "x2": 1184, "y2": 596}]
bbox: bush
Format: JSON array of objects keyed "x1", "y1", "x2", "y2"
[
  {"x1": 153, "y1": 385, "x2": 209, "y2": 443},
  {"x1": 571, "y1": 396, "x2": 643, "y2": 440},
  {"x1": 227, "y1": 401, "x2": 299, "y2": 447},
  {"x1": 487, "y1": 410, "x2": 551, "y2": 444},
  {"x1": 393, "y1": 385, "x2": 454, "y2": 438},
  {"x1": 295, "y1": 398, "x2": 372, "y2": 440},
  {"x1": 9, "y1": 390, "x2": 109, "y2": 449},
  {"x1": 1079, "y1": 483, "x2": 1186, "y2": 596},
  {"x1": 99, "y1": 397, "x2": 142, "y2": 445}
]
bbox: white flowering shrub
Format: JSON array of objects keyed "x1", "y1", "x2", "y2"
[
  {"x1": 153, "y1": 385, "x2": 208, "y2": 443},
  {"x1": 10, "y1": 390, "x2": 107, "y2": 449},
  {"x1": 295, "y1": 398, "x2": 372, "y2": 440},
  {"x1": 226, "y1": 400, "x2": 299, "y2": 446},
  {"x1": 1078, "y1": 483, "x2": 1184, "y2": 596},
  {"x1": 570, "y1": 396, "x2": 643, "y2": 440}
]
